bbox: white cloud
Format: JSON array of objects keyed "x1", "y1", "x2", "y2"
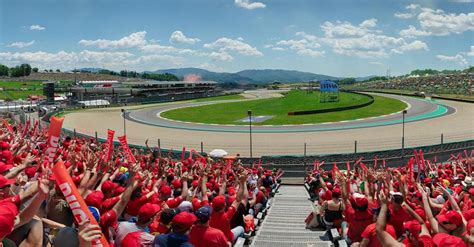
[
  {"x1": 318, "y1": 19, "x2": 428, "y2": 58},
  {"x1": 235, "y1": 0, "x2": 266, "y2": 10},
  {"x1": 406, "y1": 4, "x2": 420, "y2": 11},
  {"x1": 369, "y1": 61, "x2": 384, "y2": 66},
  {"x1": 468, "y1": 46, "x2": 474, "y2": 56},
  {"x1": 7, "y1": 40, "x2": 35, "y2": 48},
  {"x1": 394, "y1": 12, "x2": 414, "y2": 19},
  {"x1": 273, "y1": 32, "x2": 323, "y2": 57},
  {"x1": 30, "y1": 25, "x2": 45, "y2": 31},
  {"x1": 204, "y1": 37, "x2": 263, "y2": 56},
  {"x1": 206, "y1": 51, "x2": 234, "y2": 61},
  {"x1": 79, "y1": 31, "x2": 147, "y2": 49},
  {"x1": 436, "y1": 54, "x2": 468, "y2": 66},
  {"x1": 0, "y1": 50, "x2": 184, "y2": 71},
  {"x1": 418, "y1": 8, "x2": 474, "y2": 35},
  {"x1": 140, "y1": 43, "x2": 197, "y2": 55},
  {"x1": 399, "y1": 25, "x2": 430, "y2": 38},
  {"x1": 169, "y1": 31, "x2": 200, "y2": 45}
]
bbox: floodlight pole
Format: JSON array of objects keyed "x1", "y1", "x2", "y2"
[
  {"x1": 248, "y1": 110, "x2": 253, "y2": 158},
  {"x1": 402, "y1": 109, "x2": 407, "y2": 157},
  {"x1": 121, "y1": 109, "x2": 127, "y2": 136}
]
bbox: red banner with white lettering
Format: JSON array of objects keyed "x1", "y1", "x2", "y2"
[
  {"x1": 21, "y1": 119, "x2": 30, "y2": 138},
  {"x1": 52, "y1": 161, "x2": 109, "y2": 247},
  {"x1": 117, "y1": 135, "x2": 136, "y2": 164},
  {"x1": 46, "y1": 117, "x2": 64, "y2": 164},
  {"x1": 104, "y1": 129, "x2": 115, "y2": 163}
]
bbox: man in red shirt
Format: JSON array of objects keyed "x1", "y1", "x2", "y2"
[
  {"x1": 209, "y1": 172, "x2": 246, "y2": 243},
  {"x1": 343, "y1": 193, "x2": 373, "y2": 244},
  {"x1": 358, "y1": 194, "x2": 396, "y2": 247},
  {"x1": 189, "y1": 205, "x2": 230, "y2": 247},
  {"x1": 388, "y1": 192, "x2": 411, "y2": 238}
]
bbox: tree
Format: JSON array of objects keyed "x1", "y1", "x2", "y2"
[
  {"x1": 56, "y1": 69, "x2": 61, "y2": 72},
  {"x1": 32, "y1": 67, "x2": 39, "y2": 73},
  {"x1": 0, "y1": 64, "x2": 8, "y2": 76},
  {"x1": 19, "y1": 64, "x2": 32, "y2": 76},
  {"x1": 49, "y1": 69, "x2": 53, "y2": 73},
  {"x1": 140, "y1": 72, "x2": 179, "y2": 81},
  {"x1": 339, "y1": 78, "x2": 356, "y2": 85}
]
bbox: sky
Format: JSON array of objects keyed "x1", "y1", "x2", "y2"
[{"x1": 0, "y1": 0, "x2": 473, "y2": 77}]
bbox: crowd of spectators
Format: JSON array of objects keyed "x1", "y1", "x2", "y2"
[
  {"x1": 305, "y1": 155, "x2": 474, "y2": 246},
  {"x1": 358, "y1": 73, "x2": 473, "y2": 95},
  {"x1": 0, "y1": 118, "x2": 283, "y2": 247}
]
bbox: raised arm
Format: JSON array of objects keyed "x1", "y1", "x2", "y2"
[
  {"x1": 375, "y1": 191, "x2": 403, "y2": 247},
  {"x1": 417, "y1": 183, "x2": 440, "y2": 233}
]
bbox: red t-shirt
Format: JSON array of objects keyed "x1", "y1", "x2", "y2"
[
  {"x1": 402, "y1": 235, "x2": 434, "y2": 247},
  {"x1": 100, "y1": 209, "x2": 118, "y2": 242},
  {"x1": 389, "y1": 204, "x2": 411, "y2": 238},
  {"x1": 125, "y1": 195, "x2": 151, "y2": 216},
  {"x1": 361, "y1": 223, "x2": 396, "y2": 247},
  {"x1": 344, "y1": 203, "x2": 373, "y2": 243},
  {"x1": 209, "y1": 206, "x2": 237, "y2": 242},
  {"x1": 189, "y1": 224, "x2": 229, "y2": 247},
  {"x1": 256, "y1": 191, "x2": 265, "y2": 204}
]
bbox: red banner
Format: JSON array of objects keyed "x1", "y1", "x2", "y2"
[
  {"x1": 117, "y1": 135, "x2": 136, "y2": 164},
  {"x1": 53, "y1": 161, "x2": 109, "y2": 247},
  {"x1": 104, "y1": 130, "x2": 115, "y2": 163},
  {"x1": 46, "y1": 117, "x2": 64, "y2": 164}
]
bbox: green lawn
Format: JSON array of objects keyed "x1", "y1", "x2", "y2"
[
  {"x1": 0, "y1": 90, "x2": 43, "y2": 100},
  {"x1": 161, "y1": 90, "x2": 407, "y2": 125},
  {"x1": 194, "y1": 94, "x2": 245, "y2": 102},
  {"x1": 0, "y1": 81, "x2": 43, "y2": 90}
]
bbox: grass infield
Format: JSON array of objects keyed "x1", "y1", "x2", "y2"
[{"x1": 160, "y1": 90, "x2": 407, "y2": 125}]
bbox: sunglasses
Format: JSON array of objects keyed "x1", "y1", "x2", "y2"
[{"x1": 441, "y1": 221, "x2": 452, "y2": 225}]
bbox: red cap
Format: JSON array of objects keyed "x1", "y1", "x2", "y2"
[
  {"x1": 171, "y1": 212, "x2": 197, "y2": 232},
  {"x1": 403, "y1": 220, "x2": 421, "y2": 237},
  {"x1": 192, "y1": 198, "x2": 202, "y2": 211},
  {"x1": 212, "y1": 195, "x2": 226, "y2": 210},
  {"x1": 24, "y1": 166, "x2": 37, "y2": 178},
  {"x1": 228, "y1": 186, "x2": 236, "y2": 196},
  {"x1": 0, "y1": 199, "x2": 19, "y2": 239},
  {"x1": 433, "y1": 233, "x2": 466, "y2": 247},
  {"x1": 467, "y1": 219, "x2": 474, "y2": 232},
  {"x1": 436, "y1": 210, "x2": 463, "y2": 226},
  {"x1": 0, "y1": 142, "x2": 10, "y2": 150},
  {"x1": 469, "y1": 188, "x2": 474, "y2": 195},
  {"x1": 191, "y1": 180, "x2": 199, "y2": 188},
  {"x1": 138, "y1": 203, "x2": 161, "y2": 222},
  {"x1": 0, "y1": 162, "x2": 13, "y2": 174},
  {"x1": 415, "y1": 207, "x2": 426, "y2": 220},
  {"x1": 326, "y1": 182, "x2": 333, "y2": 190},
  {"x1": 352, "y1": 193, "x2": 368, "y2": 207},
  {"x1": 171, "y1": 179, "x2": 182, "y2": 189},
  {"x1": 159, "y1": 185, "x2": 172, "y2": 196},
  {"x1": 101, "y1": 180, "x2": 117, "y2": 193},
  {"x1": 0, "y1": 175, "x2": 16, "y2": 188},
  {"x1": 114, "y1": 186, "x2": 125, "y2": 196},
  {"x1": 85, "y1": 191, "x2": 104, "y2": 209}
]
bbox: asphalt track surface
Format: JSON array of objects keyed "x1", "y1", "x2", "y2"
[
  {"x1": 126, "y1": 93, "x2": 455, "y2": 133},
  {"x1": 62, "y1": 92, "x2": 474, "y2": 156}
]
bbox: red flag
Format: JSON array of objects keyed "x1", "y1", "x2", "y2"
[
  {"x1": 360, "y1": 163, "x2": 368, "y2": 172},
  {"x1": 21, "y1": 119, "x2": 30, "y2": 138},
  {"x1": 332, "y1": 162, "x2": 340, "y2": 178},
  {"x1": 46, "y1": 117, "x2": 64, "y2": 165},
  {"x1": 419, "y1": 150, "x2": 426, "y2": 171},
  {"x1": 117, "y1": 135, "x2": 136, "y2": 164},
  {"x1": 354, "y1": 157, "x2": 363, "y2": 167},
  {"x1": 181, "y1": 147, "x2": 185, "y2": 163},
  {"x1": 374, "y1": 156, "x2": 378, "y2": 169},
  {"x1": 2, "y1": 120, "x2": 13, "y2": 133},
  {"x1": 31, "y1": 120, "x2": 39, "y2": 136},
  {"x1": 188, "y1": 149, "x2": 194, "y2": 160},
  {"x1": 104, "y1": 129, "x2": 115, "y2": 163},
  {"x1": 408, "y1": 158, "x2": 415, "y2": 183},
  {"x1": 52, "y1": 161, "x2": 109, "y2": 247}
]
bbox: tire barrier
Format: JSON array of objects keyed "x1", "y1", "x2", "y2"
[{"x1": 288, "y1": 91, "x2": 374, "y2": 115}]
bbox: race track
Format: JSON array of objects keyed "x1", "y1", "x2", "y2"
[{"x1": 62, "y1": 91, "x2": 474, "y2": 156}]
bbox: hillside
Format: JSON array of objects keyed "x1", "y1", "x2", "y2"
[
  {"x1": 154, "y1": 68, "x2": 338, "y2": 84},
  {"x1": 0, "y1": 72, "x2": 146, "y2": 82}
]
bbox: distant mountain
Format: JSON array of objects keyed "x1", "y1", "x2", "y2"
[
  {"x1": 237, "y1": 69, "x2": 339, "y2": 83},
  {"x1": 152, "y1": 68, "x2": 339, "y2": 84},
  {"x1": 355, "y1": 75, "x2": 378, "y2": 81},
  {"x1": 74, "y1": 68, "x2": 103, "y2": 73}
]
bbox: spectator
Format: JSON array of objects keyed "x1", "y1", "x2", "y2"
[{"x1": 189, "y1": 205, "x2": 229, "y2": 247}]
